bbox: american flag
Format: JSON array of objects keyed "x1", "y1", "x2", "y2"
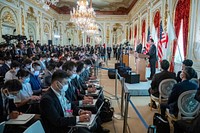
[{"x1": 158, "y1": 21, "x2": 167, "y2": 61}]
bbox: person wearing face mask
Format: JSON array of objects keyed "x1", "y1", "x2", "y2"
[
  {"x1": 176, "y1": 59, "x2": 198, "y2": 83},
  {"x1": 4, "y1": 60, "x2": 20, "y2": 82},
  {"x1": 29, "y1": 62, "x2": 42, "y2": 95},
  {"x1": 62, "y1": 61, "x2": 93, "y2": 107},
  {"x1": 80, "y1": 59, "x2": 93, "y2": 82},
  {"x1": 0, "y1": 57, "x2": 11, "y2": 78},
  {"x1": 0, "y1": 79, "x2": 22, "y2": 123},
  {"x1": 160, "y1": 66, "x2": 199, "y2": 117},
  {"x1": 22, "y1": 58, "x2": 32, "y2": 72},
  {"x1": 15, "y1": 69, "x2": 41, "y2": 113},
  {"x1": 42, "y1": 62, "x2": 56, "y2": 88},
  {"x1": 39, "y1": 54, "x2": 47, "y2": 71},
  {"x1": 40, "y1": 70, "x2": 92, "y2": 133}
]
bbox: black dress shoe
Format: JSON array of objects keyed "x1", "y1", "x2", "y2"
[
  {"x1": 96, "y1": 128, "x2": 110, "y2": 133},
  {"x1": 147, "y1": 77, "x2": 152, "y2": 80}
]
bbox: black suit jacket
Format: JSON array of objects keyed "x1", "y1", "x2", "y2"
[
  {"x1": 151, "y1": 70, "x2": 176, "y2": 95},
  {"x1": 40, "y1": 88, "x2": 80, "y2": 133},
  {"x1": 0, "y1": 64, "x2": 10, "y2": 77},
  {"x1": 147, "y1": 44, "x2": 157, "y2": 62},
  {"x1": 168, "y1": 80, "x2": 198, "y2": 116},
  {"x1": 71, "y1": 77, "x2": 85, "y2": 96},
  {"x1": 0, "y1": 91, "x2": 17, "y2": 122},
  {"x1": 136, "y1": 43, "x2": 142, "y2": 53}
]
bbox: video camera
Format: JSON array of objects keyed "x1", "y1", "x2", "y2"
[{"x1": 2, "y1": 34, "x2": 27, "y2": 45}]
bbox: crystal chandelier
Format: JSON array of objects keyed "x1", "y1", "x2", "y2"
[
  {"x1": 86, "y1": 22, "x2": 99, "y2": 36},
  {"x1": 94, "y1": 35, "x2": 102, "y2": 44},
  {"x1": 35, "y1": 0, "x2": 59, "y2": 10},
  {"x1": 70, "y1": 0, "x2": 96, "y2": 31}
]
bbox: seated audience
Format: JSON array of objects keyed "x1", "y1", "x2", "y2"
[
  {"x1": 29, "y1": 62, "x2": 42, "y2": 94},
  {"x1": 4, "y1": 60, "x2": 20, "y2": 82},
  {"x1": 161, "y1": 66, "x2": 199, "y2": 117},
  {"x1": 0, "y1": 57, "x2": 11, "y2": 77},
  {"x1": 40, "y1": 70, "x2": 92, "y2": 133},
  {"x1": 62, "y1": 61, "x2": 93, "y2": 106},
  {"x1": 148, "y1": 60, "x2": 176, "y2": 109},
  {"x1": 42, "y1": 61, "x2": 56, "y2": 87},
  {"x1": 0, "y1": 79, "x2": 22, "y2": 122},
  {"x1": 176, "y1": 59, "x2": 198, "y2": 83},
  {"x1": 16, "y1": 69, "x2": 41, "y2": 112},
  {"x1": 22, "y1": 58, "x2": 32, "y2": 72}
]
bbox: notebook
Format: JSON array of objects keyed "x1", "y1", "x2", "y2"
[
  {"x1": 6, "y1": 114, "x2": 35, "y2": 125},
  {"x1": 76, "y1": 102, "x2": 104, "y2": 127}
]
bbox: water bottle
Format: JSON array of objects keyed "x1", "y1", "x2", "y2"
[{"x1": 147, "y1": 125, "x2": 156, "y2": 133}]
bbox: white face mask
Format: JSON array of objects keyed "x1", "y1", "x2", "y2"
[
  {"x1": 77, "y1": 74, "x2": 80, "y2": 79},
  {"x1": 34, "y1": 71, "x2": 40, "y2": 76},
  {"x1": 15, "y1": 68, "x2": 20, "y2": 73},
  {"x1": 70, "y1": 74, "x2": 77, "y2": 80},
  {"x1": 6, "y1": 94, "x2": 17, "y2": 99},
  {"x1": 68, "y1": 78, "x2": 71, "y2": 83},
  {"x1": 7, "y1": 61, "x2": 11, "y2": 65},
  {"x1": 26, "y1": 65, "x2": 31, "y2": 69},
  {"x1": 59, "y1": 82, "x2": 69, "y2": 94},
  {"x1": 86, "y1": 66, "x2": 91, "y2": 70},
  {"x1": 47, "y1": 58, "x2": 51, "y2": 62},
  {"x1": 23, "y1": 77, "x2": 30, "y2": 84},
  {"x1": 81, "y1": 68, "x2": 85, "y2": 73},
  {"x1": 62, "y1": 84, "x2": 69, "y2": 92}
]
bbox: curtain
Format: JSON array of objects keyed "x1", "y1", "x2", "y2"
[
  {"x1": 129, "y1": 28, "x2": 132, "y2": 40},
  {"x1": 170, "y1": 0, "x2": 190, "y2": 72},
  {"x1": 142, "y1": 20, "x2": 146, "y2": 44},
  {"x1": 154, "y1": 11, "x2": 160, "y2": 37}
]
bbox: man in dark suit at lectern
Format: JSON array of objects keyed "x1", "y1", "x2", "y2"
[
  {"x1": 135, "y1": 40, "x2": 143, "y2": 53},
  {"x1": 146, "y1": 39, "x2": 157, "y2": 80}
]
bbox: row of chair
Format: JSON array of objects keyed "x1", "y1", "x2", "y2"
[{"x1": 150, "y1": 78, "x2": 200, "y2": 121}]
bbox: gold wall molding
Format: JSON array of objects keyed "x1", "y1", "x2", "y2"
[{"x1": 2, "y1": 11, "x2": 15, "y2": 24}]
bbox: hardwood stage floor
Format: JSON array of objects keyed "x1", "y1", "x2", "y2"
[{"x1": 99, "y1": 58, "x2": 157, "y2": 133}]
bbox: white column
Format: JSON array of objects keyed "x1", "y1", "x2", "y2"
[{"x1": 103, "y1": 22, "x2": 106, "y2": 44}]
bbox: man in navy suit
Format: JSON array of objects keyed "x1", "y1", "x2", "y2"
[
  {"x1": 148, "y1": 60, "x2": 176, "y2": 109},
  {"x1": 146, "y1": 39, "x2": 157, "y2": 80},
  {"x1": 0, "y1": 57, "x2": 11, "y2": 77},
  {"x1": 0, "y1": 79, "x2": 22, "y2": 123},
  {"x1": 40, "y1": 70, "x2": 92, "y2": 133},
  {"x1": 107, "y1": 46, "x2": 112, "y2": 60},
  {"x1": 160, "y1": 67, "x2": 198, "y2": 117}
]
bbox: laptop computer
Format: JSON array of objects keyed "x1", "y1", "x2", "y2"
[
  {"x1": 6, "y1": 114, "x2": 35, "y2": 125},
  {"x1": 76, "y1": 101, "x2": 104, "y2": 127},
  {"x1": 82, "y1": 92, "x2": 102, "y2": 107}
]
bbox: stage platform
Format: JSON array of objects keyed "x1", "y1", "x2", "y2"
[{"x1": 125, "y1": 68, "x2": 160, "y2": 96}]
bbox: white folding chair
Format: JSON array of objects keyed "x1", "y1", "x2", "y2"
[
  {"x1": 166, "y1": 90, "x2": 200, "y2": 121},
  {"x1": 0, "y1": 121, "x2": 5, "y2": 133},
  {"x1": 150, "y1": 79, "x2": 177, "y2": 111},
  {"x1": 23, "y1": 120, "x2": 45, "y2": 133},
  {"x1": 178, "y1": 90, "x2": 200, "y2": 119}
]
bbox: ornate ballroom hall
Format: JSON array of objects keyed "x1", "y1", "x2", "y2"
[{"x1": 0, "y1": 0, "x2": 200, "y2": 133}]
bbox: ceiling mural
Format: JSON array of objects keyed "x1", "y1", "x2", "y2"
[{"x1": 51, "y1": 0, "x2": 138, "y2": 15}]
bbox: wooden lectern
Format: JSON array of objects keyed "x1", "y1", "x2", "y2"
[
  {"x1": 134, "y1": 52, "x2": 149, "y2": 81},
  {"x1": 122, "y1": 54, "x2": 129, "y2": 66}
]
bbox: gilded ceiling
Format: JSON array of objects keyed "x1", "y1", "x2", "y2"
[{"x1": 51, "y1": 0, "x2": 138, "y2": 15}]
